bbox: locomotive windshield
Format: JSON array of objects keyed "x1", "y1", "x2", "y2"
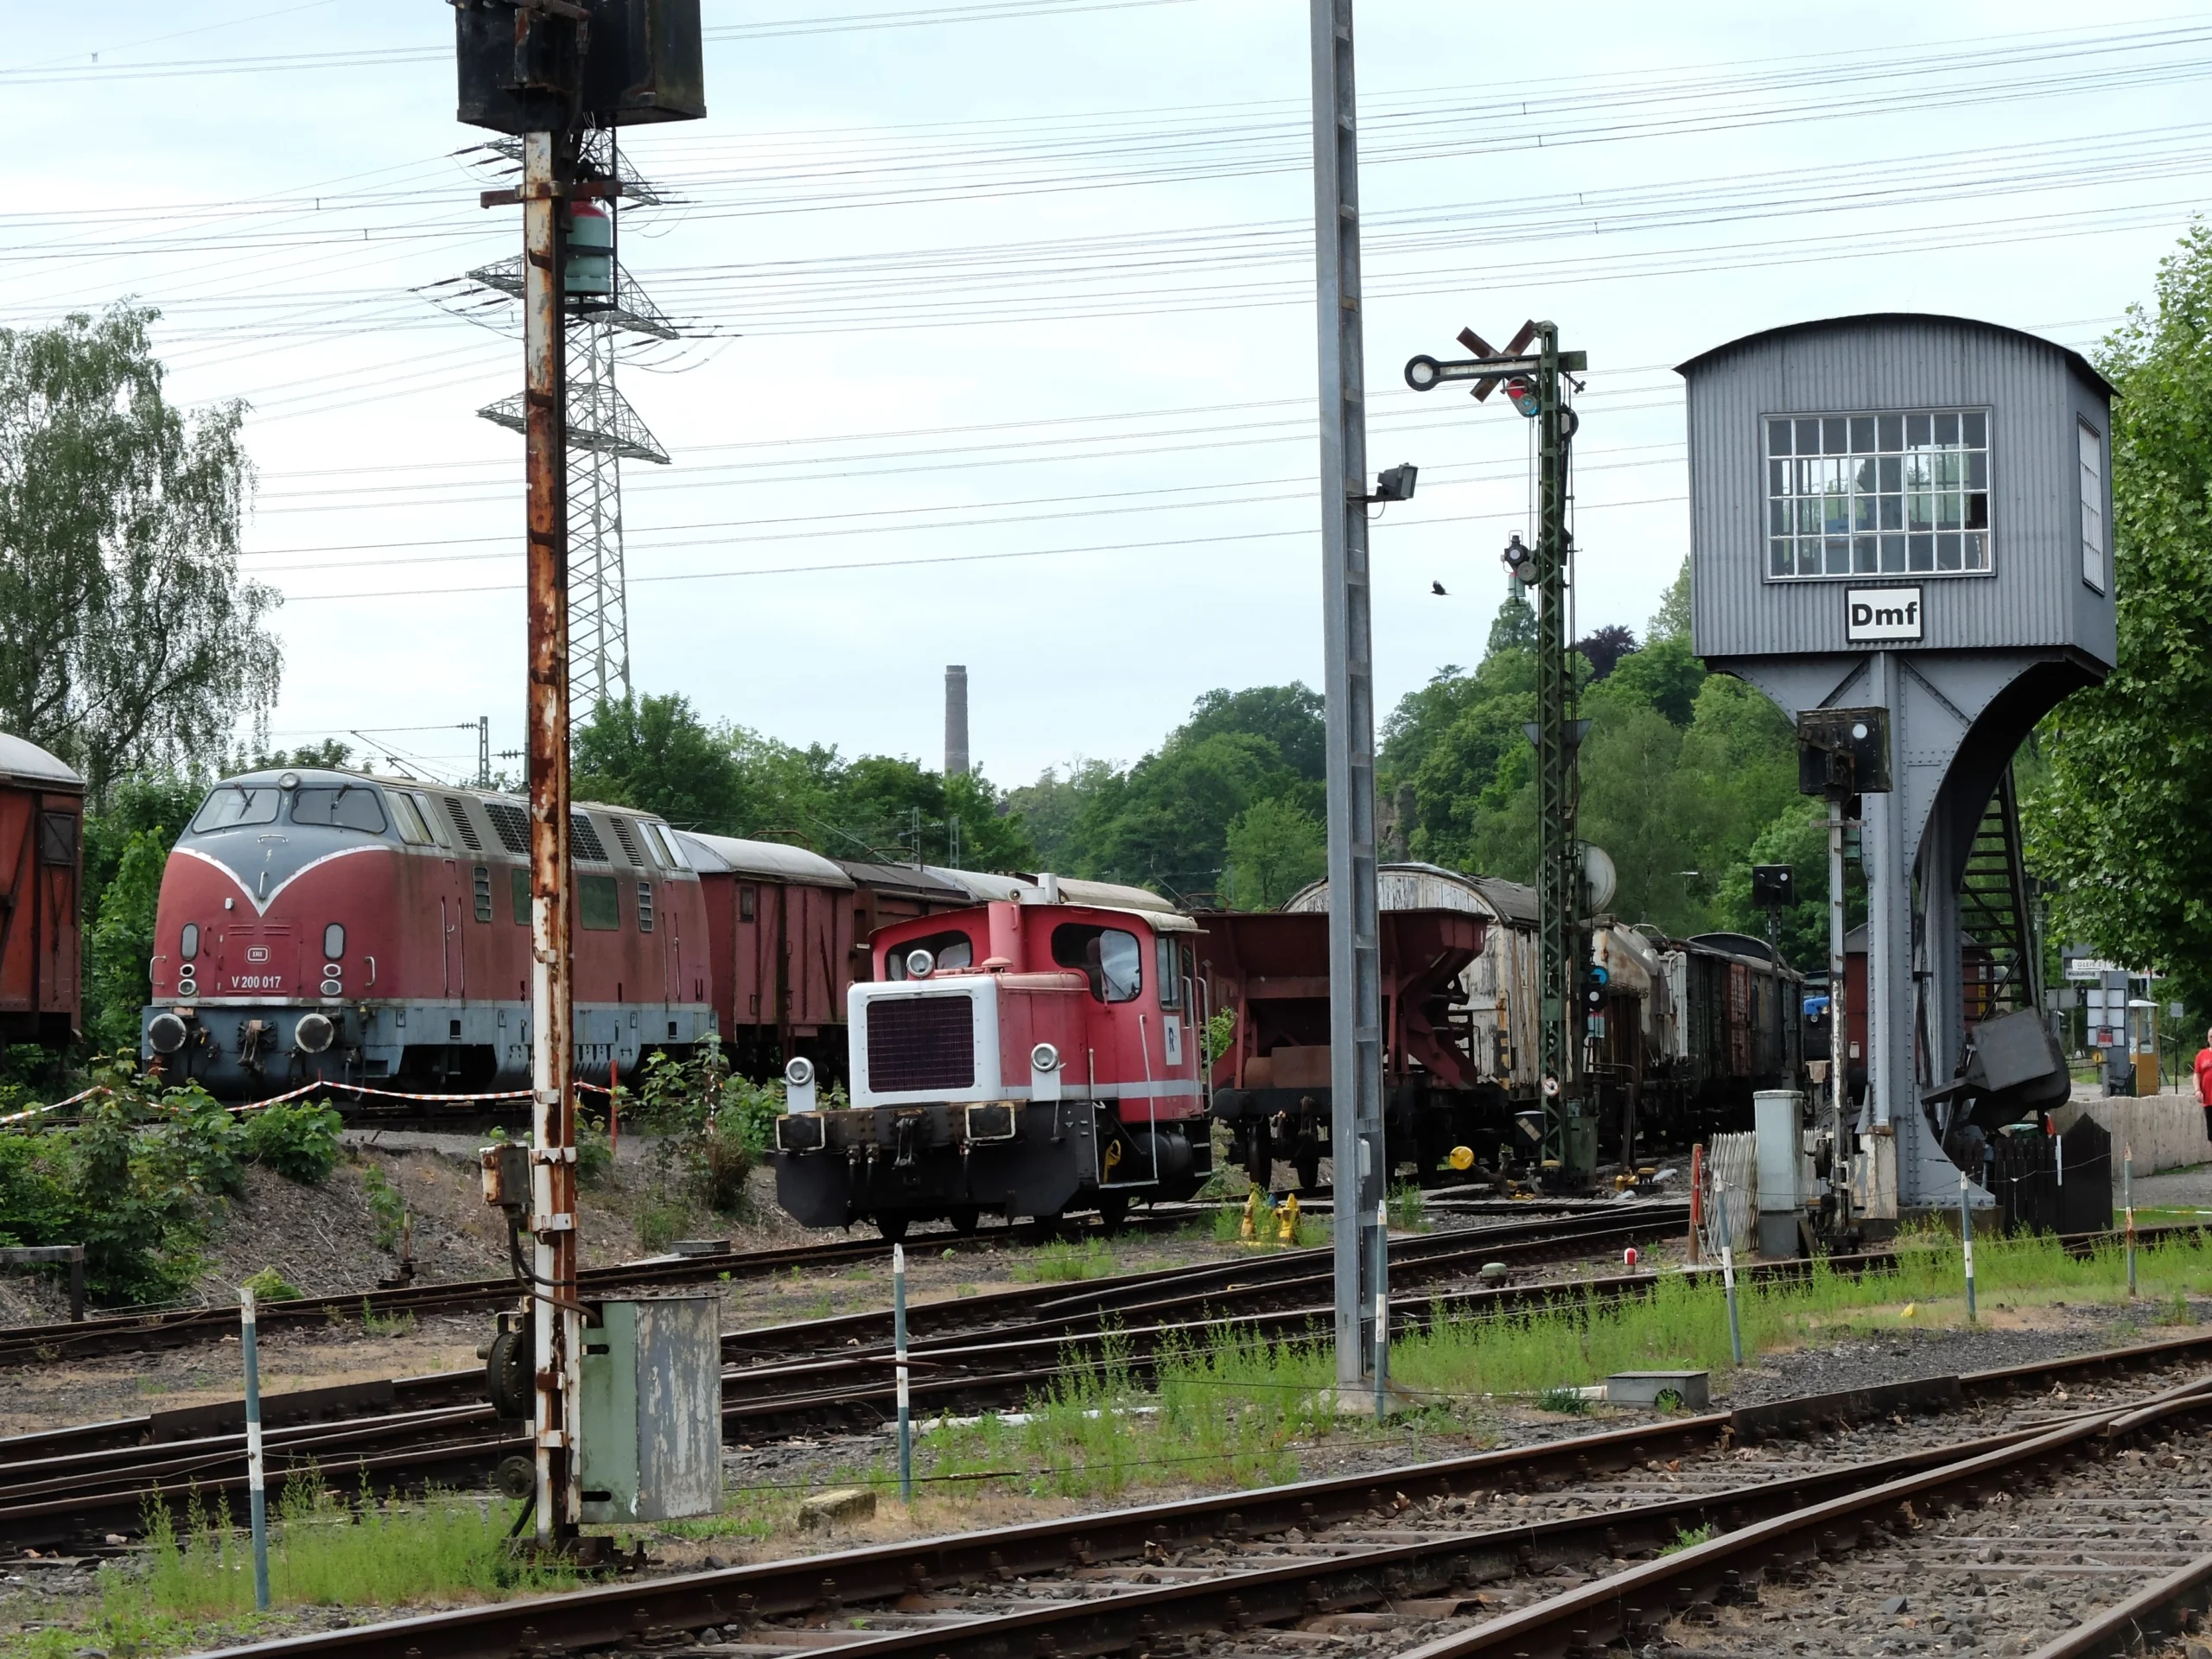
[
  {"x1": 886, "y1": 929, "x2": 974, "y2": 978},
  {"x1": 190, "y1": 785, "x2": 281, "y2": 832},
  {"x1": 289, "y1": 784, "x2": 388, "y2": 834},
  {"x1": 1052, "y1": 923, "x2": 1141, "y2": 1003}
]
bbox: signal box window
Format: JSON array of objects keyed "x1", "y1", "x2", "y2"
[
  {"x1": 578, "y1": 874, "x2": 622, "y2": 931},
  {"x1": 1765, "y1": 408, "x2": 1991, "y2": 579},
  {"x1": 191, "y1": 785, "x2": 281, "y2": 832},
  {"x1": 886, "y1": 929, "x2": 975, "y2": 979},
  {"x1": 2079, "y1": 421, "x2": 2107, "y2": 593},
  {"x1": 1052, "y1": 924, "x2": 1142, "y2": 1003},
  {"x1": 291, "y1": 785, "x2": 388, "y2": 835}
]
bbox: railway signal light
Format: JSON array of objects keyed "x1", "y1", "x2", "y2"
[
  {"x1": 1583, "y1": 963, "x2": 1610, "y2": 1010},
  {"x1": 1751, "y1": 864, "x2": 1796, "y2": 907}
]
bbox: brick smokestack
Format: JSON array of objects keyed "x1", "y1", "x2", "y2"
[{"x1": 944, "y1": 664, "x2": 969, "y2": 779}]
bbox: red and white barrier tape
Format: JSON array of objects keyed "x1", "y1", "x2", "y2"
[{"x1": 1, "y1": 1073, "x2": 632, "y2": 1127}]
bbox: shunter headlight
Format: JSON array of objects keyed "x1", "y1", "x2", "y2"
[
  {"x1": 148, "y1": 1012, "x2": 188, "y2": 1055},
  {"x1": 784, "y1": 1056, "x2": 814, "y2": 1088},
  {"x1": 295, "y1": 1012, "x2": 336, "y2": 1054},
  {"x1": 1030, "y1": 1042, "x2": 1061, "y2": 1073},
  {"x1": 904, "y1": 947, "x2": 936, "y2": 979}
]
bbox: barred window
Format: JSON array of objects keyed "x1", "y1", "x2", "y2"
[
  {"x1": 637, "y1": 880, "x2": 655, "y2": 933},
  {"x1": 474, "y1": 865, "x2": 493, "y2": 924},
  {"x1": 1765, "y1": 410, "x2": 1991, "y2": 580}
]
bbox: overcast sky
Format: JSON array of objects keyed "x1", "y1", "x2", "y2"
[{"x1": 9, "y1": 3, "x2": 2208, "y2": 791}]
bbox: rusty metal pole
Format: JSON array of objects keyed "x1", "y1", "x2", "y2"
[{"x1": 522, "y1": 127, "x2": 580, "y2": 1547}]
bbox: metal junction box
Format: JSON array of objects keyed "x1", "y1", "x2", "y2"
[
  {"x1": 578, "y1": 1295, "x2": 721, "y2": 1523},
  {"x1": 454, "y1": 0, "x2": 705, "y2": 136}
]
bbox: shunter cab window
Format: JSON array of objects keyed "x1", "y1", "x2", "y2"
[
  {"x1": 290, "y1": 785, "x2": 388, "y2": 834},
  {"x1": 1156, "y1": 937, "x2": 1182, "y2": 1008},
  {"x1": 1052, "y1": 924, "x2": 1142, "y2": 1004},
  {"x1": 191, "y1": 785, "x2": 281, "y2": 832},
  {"x1": 886, "y1": 929, "x2": 975, "y2": 979}
]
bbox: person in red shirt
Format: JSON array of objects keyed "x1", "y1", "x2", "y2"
[{"x1": 2196, "y1": 1027, "x2": 2212, "y2": 1141}]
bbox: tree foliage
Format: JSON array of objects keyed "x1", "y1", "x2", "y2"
[
  {"x1": 570, "y1": 690, "x2": 1038, "y2": 872},
  {"x1": 0, "y1": 305, "x2": 278, "y2": 802},
  {"x1": 2026, "y1": 221, "x2": 2212, "y2": 1007},
  {"x1": 1224, "y1": 796, "x2": 1325, "y2": 910}
]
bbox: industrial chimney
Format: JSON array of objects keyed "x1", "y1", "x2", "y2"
[{"x1": 944, "y1": 664, "x2": 969, "y2": 779}]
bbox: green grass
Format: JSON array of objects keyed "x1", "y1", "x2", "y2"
[
  {"x1": 10, "y1": 1480, "x2": 580, "y2": 1658},
  {"x1": 1010, "y1": 1237, "x2": 1121, "y2": 1283},
  {"x1": 1388, "y1": 1181, "x2": 1428, "y2": 1232},
  {"x1": 1662, "y1": 1522, "x2": 1714, "y2": 1554}
]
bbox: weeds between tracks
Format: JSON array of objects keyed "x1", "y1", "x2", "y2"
[
  {"x1": 3, "y1": 1478, "x2": 572, "y2": 1659},
  {"x1": 787, "y1": 1227, "x2": 2212, "y2": 1508}
]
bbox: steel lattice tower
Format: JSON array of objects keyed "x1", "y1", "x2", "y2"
[{"x1": 443, "y1": 131, "x2": 676, "y2": 714}]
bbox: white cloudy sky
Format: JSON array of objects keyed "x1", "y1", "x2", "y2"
[{"x1": 7, "y1": 3, "x2": 2207, "y2": 789}]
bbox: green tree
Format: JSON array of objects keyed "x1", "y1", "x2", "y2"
[
  {"x1": 84, "y1": 828, "x2": 168, "y2": 1051},
  {"x1": 1003, "y1": 758, "x2": 1120, "y2": 872},
  {"x1": 573, "y1": 692, "x2": 747, "y2": 832},
  {"x1": 1647, "y1": 556, "x2": 1692, "y2": 642},
  {"x1": 1179, "y1": 683, "x2": 1325, "y2": 782},
  {"x1": 2028, "y1": 221, "x2": 2212, "y2": 1005},
  {"x1": 0, "y1": 304, "x2": 279, "y2": 802},
  {"x1": 1599, "y1": 632, "x2": 1707, "y2": 727},
  {"x1": 1223, "y1": 796, "x2": 1325, "y2": 910},
  {"x1": 1074, "y1": 730, "x2": 1294, "y2": 898}
]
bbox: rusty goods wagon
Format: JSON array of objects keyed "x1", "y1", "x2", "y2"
[{"x1": 0, "y1": 734, "x2": 82, "y2": 1046}]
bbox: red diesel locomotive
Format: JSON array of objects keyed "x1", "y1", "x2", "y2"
[
  {"x1": 772, "y1": 892, "x2": 1211, "y2": 1239},
  {"x1": 140, "y1": 767, "x2": 715, "y2": 1096}
]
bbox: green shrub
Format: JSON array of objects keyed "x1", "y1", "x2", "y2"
[
  {"x1": 576, "y1": 1109, "x2": 613, "y2": 1185},
  {"x1": 360, "y1": 1165, "x2": 407, "y2": 1252},
  {"x1": 0, "y1": 1054, "x2": 247, "y2": 1305},
  {"x1": 633, "y1": 1042, "x2": 784, "y2": 1216},
  {"x1": 243, "y1": 1101, "x2": 343, "y2": 1184},
  {"x1": 243, "y1": 1266, "x2": 302, "y2": 1302},
  {"x1": 636, "y1": 1198, "x2": 689, "y2": 1255}
]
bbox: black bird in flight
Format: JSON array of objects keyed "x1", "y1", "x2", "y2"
[{"x1": 1430, "y1": 581, "x2": 1448, "y2": 596}]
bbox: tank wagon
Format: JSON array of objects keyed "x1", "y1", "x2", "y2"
[
  {"x1": 140, "y1": 767, "x2": 715, "y2": 1097},
  {"x1": 772, "y1": 893, "x2": 1209, "y2": 1240},
  {"x1": 0, "y1": 734, "x2": 82, "y2": 1046},
  {"x1": 1204, "y1": 863, "x2": 1804, "y2": 1188}
]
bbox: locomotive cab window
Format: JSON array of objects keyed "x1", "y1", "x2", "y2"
[
  {"x1": 1052, "y1": 924, "x2": 1141, "y2": 1003},
  {"x1": 886, "y1": 929, "x2": 974, "y2": 978},
  {"x1": 291, "y1": 784, "x2": 388, "y2": 835},
  {"x1": 1156, "y1": 937, "x2": 1182, "y2": 1007},
  {"x1": 191, "y1": 785, "x2": 281, "y2": 832},
  {"x1": 387, "y1": 791, "x2": 434, "y2": 845},
  {"x1": 578, "y1": 874, "x2": 622, "y2": 931}
]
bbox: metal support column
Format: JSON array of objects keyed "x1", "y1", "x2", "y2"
[
  {"x1": 1864, "y1": 651, "x2": 1908, "y2": 1210},
  {"x1": 1530, "y1": 322, "x2": 1586, "y2": 1186},
  {"x1": 1827, "y1": 793, "x2": 1851, "y2": 1214},
  {"x1": 1310, "y1": 0, "x2": 1387, "y2": 1398},
  {"x1": 522, "y1": 128, "x2": 581, "y2": 1543}
]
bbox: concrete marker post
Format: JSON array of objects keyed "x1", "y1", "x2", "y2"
[
  {"x1": 2125, "y1": 1145, "x2": 2137, "y2": 1300},
  {"x1": 893, "y1": 1243, "x2": 912, "y2": 1502},
  {"x1": 1715, "y1": 1182, "x2": 1744, "y2": 1366},
  {"x1": 241, "y1": 1286, "x2": 271, "y2": 1611},
  {"x1": 1959, "y1": 1167, "x2": 1976, "y2": 1324}
]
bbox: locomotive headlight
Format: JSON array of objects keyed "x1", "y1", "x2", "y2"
[
  {"x1": 904, "y1": 947, "x2": 936, "y2": 979},
  {"x1": 295, "y1": 1012, "x2": 336, "y2": 1054},
  {"x1": 148, "y1": 1012, "x2": 188, "y2": 1055},
  {"x1": 784, "y1": 1056, "x2": 815, "y2": 1088},
  {"x1": 1030, "y1": 1042, "x2": 1061, "y2": 1074}
]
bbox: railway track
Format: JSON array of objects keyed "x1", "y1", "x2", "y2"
[
  {"x1": 0, "y1": 1193, "x2": 1637, "y2": 1368},
  {"x1": 0, "y1": 1205, "x2": 1691, "y2": 1551},
  {"x1": 175, "y1": 1330, "x2": 2212, "y2": 1659},
  {"x1": 3, "y1": 1210, "x2": 2188, "y2": 1554}
]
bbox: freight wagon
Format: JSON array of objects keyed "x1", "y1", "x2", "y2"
[
  {"x1": 1208, "y1": 863, "x2": 1804, "y2": 1187},
  {"x1": 0, "y1": 734, "x2": 81, "y2": 1046}
]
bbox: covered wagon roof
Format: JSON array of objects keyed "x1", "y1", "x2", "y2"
[
  {"x1": 0, "y1": 733, "x2": 82, "y2": 791},
  {"x1": 677, "y1": 831, "x2": 855, "y2": 887}
]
